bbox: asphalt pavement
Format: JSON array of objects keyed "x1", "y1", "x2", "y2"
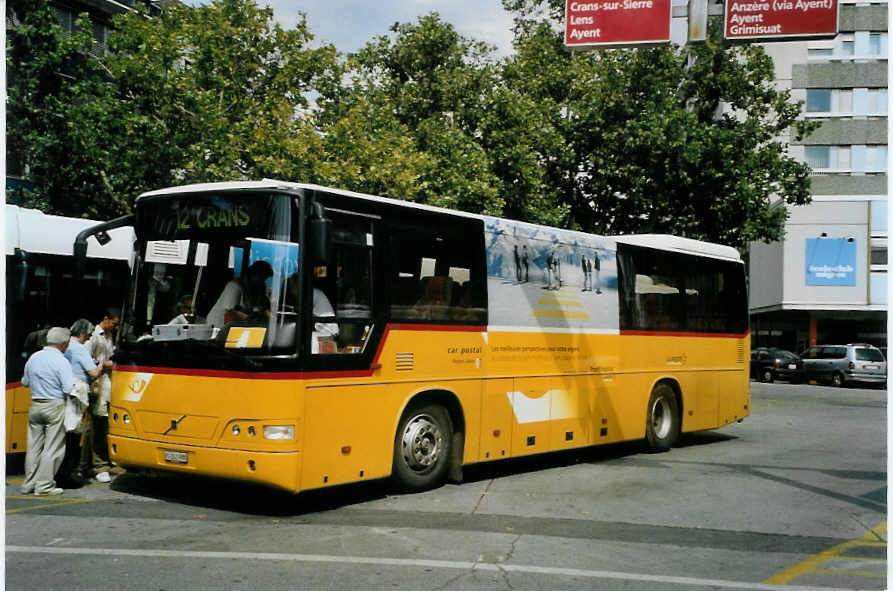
[{"x1": 5, "y1": 380, "x2": 887, "y2": 590}]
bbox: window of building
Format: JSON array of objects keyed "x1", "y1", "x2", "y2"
[
  {"x1": 869, "y1": 33, "x2": 887, "y2": 56},
  {"x1": 808, "y1": 48, "x2": 833, "y2": 58},
  {"x1": 852, "y1": 145, "x2": 868, "y2": 172},
  {"x1": 805, "y1": 146, "x2": 852, "y2": 171},
  {"x1": 838, "y1": 89, "x2": 853, "y2": 112},
  {"x1": 806, "y1": 89, "x2": 832, "y2": 112},
  {"x1": 868, "y1": 146, "x2": 888, "y2": 172},
  {"x1": 812, "y1": 33, "x2": 888, "y2": 59},
  {"x1": 55, "y1": 7, "x2": 73, "y2": 32},
  {"x1": 853, "y1": 88, "x2": 869, "y2": 115},
  {"x1": 805, "y1": 146, "x2": 831, "y2": 169},
  {"x1": 870, "y1": 242, "x2": 888, "y2": 266},
  {"x1": 869, "y1": 89, "x2": 887, "y2": 114}
]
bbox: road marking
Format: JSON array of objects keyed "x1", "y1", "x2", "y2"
[
  {"x1": 764, "y1": 521, "x2": 886, "y2": 585},
  {"x1": 6, "y1": 497, "x2": 93, "y2": 514},
  {"x1": 5, "y1": 545, "x2": 861, "y2": 590}
]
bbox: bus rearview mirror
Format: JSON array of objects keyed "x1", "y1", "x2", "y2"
[{"x1": 310, "y1": 203, "x2": 332, "y2": 265}]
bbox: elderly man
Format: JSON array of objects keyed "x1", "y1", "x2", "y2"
[
  {"x1": 64, "y1": 319, "x2": 101, "y2": 485},
  {"x1": 21, "y1": 327, "x2": 75, "y2": 496}
]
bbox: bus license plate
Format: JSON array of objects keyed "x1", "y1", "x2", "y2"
[
  {"x1": 788, "y1": 364, "x2": 797, "y2": 369},
  {"x1": 164, "y1": 450, "x2": 188, "y2": 464}
]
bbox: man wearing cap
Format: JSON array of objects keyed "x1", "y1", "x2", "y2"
[{"x1": 21, "y1": 327, "x2": 75, "y2": 496}]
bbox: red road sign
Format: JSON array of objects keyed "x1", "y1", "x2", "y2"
[
  {"x1": 565, "y1": 0, "x2": 673, "y2": 48},
  {"x1": 724, "y1": 0, "x2": 839, "y2": 40}
]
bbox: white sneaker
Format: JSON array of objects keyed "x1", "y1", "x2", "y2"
[
  {"x1": 94, "y1": 472, "x2": 111, "y2": 483},
  {"x1": 34, "y1": 487, "x2": 63, "y2": 496}
]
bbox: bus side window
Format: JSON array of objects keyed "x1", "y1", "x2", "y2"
[
  {"x1": 311, "y1": 209, "x2": 374, "y2": 355},
  {"x1": 618, "y1": 248, "x2": 683, "y2": 332},
  {"x1": 388, "y1": 218, "x2": 486, "y2": 325}
]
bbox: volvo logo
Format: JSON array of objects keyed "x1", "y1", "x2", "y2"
[{"x1": 164, "y1": 415, "x2": 187, "y2": 435}]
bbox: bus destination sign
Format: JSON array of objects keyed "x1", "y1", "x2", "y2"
[
  {"x1": 724, "y1": 0, "x2": 838, "y2": 40},
  {"x1": 564, "y1": 0, "x2": 672, "y2": 49}
]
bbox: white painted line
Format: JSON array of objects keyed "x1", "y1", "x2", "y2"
[{"x1": 6, "y1": 546, "x2": 861, "y2": 591}]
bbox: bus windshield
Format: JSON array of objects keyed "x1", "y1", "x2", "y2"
[{"x1": 125, "y1": 191, "x2": 300, "y2": 355}]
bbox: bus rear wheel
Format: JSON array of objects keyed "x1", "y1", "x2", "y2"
[
  {"x1": 392, "y1": 404, "x2": 452, "y2": 492},
  {"x1": 645, "y1": 383, "x2": 680, "y2": 452}
]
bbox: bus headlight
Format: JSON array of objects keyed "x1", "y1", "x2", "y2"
[{"x1": 263, "y1": 425, "x2": 294, "y2": 440}]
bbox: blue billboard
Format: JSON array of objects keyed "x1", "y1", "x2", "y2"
[{"x1": 805, "y1": 238, "x2": 857, "y2": 286}]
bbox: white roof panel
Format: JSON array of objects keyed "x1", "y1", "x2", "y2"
[
  {"x1": 5, "y1": 204, "x2": 134, "y2": 261},
  {"x1": 615, "y1": 234, "x2": 741, "y2": 262}
]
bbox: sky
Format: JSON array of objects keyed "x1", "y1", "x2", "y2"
[{"x1": 262, "y1": 0, "x2": 516, "y2": 56}]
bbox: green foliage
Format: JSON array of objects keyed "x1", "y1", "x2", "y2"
[
  {"x1": 6, "y1": 0, "x2": 119, "y2": 217},
  {"x1": 500, "y1": 2, "x2": 817, "y2": 247},
  {"x1": 318, "y1": 14, "x2": 564, "y2": 222},
  {"x1": 8, "y1": 0, "x2": 339, "y2": 217},
  {"x1": 103, "y1": 0, "x2": 338, "y2": 208},
  {"x1": 7, "y1": 0, "x2": 815, "y2": 246}
]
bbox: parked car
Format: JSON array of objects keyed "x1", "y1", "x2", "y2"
[
  {"x1": 799, "y1": 344, "x2": 887, "y2": 387},
  {"x1": 750, "y1": 348, "x2": 806, "y2": 383}
]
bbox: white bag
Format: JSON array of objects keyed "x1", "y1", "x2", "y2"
[
  {"x1": 64, "y1": 396, "x2": 87, "y2": 433},
  {"x1": 65, "y1": 380, "x2": 90, "y2": 433}
]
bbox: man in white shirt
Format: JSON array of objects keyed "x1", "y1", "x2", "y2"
[
  {"x1": 21, "y1": 327, "x2": 74, "y2": 496},
  {"x1": 206, "y1": 260, "x2": 273, "y2": 328},
  {"x1": 83, "y1": 309, "x2": 119, "y2": 483}
]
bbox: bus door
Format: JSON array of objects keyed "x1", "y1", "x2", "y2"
[{"x1": 301, "y1": 206, "x2": 389, "y2": 488}]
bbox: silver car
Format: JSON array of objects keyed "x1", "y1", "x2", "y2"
[{"x1": 800, "y1": 344, "x2": 887, "y2": 387}]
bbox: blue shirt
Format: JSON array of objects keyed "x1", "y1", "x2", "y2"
[
  {"x1": 22, "y1": 346, "x2": 75, "y2": 400},
  {"x1": 65, "y1": 338, "x2": 97, "y2": 382}
]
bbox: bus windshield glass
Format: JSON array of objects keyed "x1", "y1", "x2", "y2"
[{"x1": 126, "y1": 191, "x2": 300, "y2": 355}]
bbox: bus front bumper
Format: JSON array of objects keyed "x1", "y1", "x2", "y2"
[{"x1": 108, "y1": 434, "x2": 301, "y2": 492}]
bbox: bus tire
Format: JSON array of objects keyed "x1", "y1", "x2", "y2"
[
  {"x1": 645, "y1": 383, "x2": 680, "y2": 452},
  {"x1": 392, "y1": 404, "x2": 453, "y2": 492}
]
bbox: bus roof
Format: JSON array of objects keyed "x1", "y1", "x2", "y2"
[
  {"x1": 136, "y1": 181, "x2": 741, "y2": 261},
  {"x1": 5, "y1": 204, "x2": 134, "y2": 261},
  {"x1": 615, "y1": 234, "x2": 741, "y2": 262},
  {"x1": 137, "y1": 180, "x2": 484, "y2": 221}
]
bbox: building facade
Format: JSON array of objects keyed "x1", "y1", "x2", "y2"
[{"x1": 749, "y1": 1, "x2": 888, "y2": 355}]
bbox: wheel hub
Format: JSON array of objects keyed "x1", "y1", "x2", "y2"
[
  {"x1": 401, "y1": 414, "x2": 443, "y2": 472},
  {"x1": 651, "y1": 398, "x2": 671, "y2": 439}
]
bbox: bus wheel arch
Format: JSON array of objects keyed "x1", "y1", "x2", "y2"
[
  {"x1": 392, "y1": 390, "x2": 465, "y2": 491},
  {"x1": 645, "y1": 379, "x2": 682, "y2": 452}
]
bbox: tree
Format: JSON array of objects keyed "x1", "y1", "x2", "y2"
[
  {"x1": 501, "y1": 0, "x2": 817, "y2": 248},
  {"x1": 6, "y1": 0, "x2": 120, "y2": 217},
  {"x1": 101, "y1": 0, "x2": 339, "y2": 212},
  {"x1": 317, "y1": 15, "x2": 500, "y2": 214},
  {"x1": 318, "y1": 13, "x2": 572, "y2": 224},
  {"x1": 7, "y1": 0, "x2": 341, "y2": 217}
]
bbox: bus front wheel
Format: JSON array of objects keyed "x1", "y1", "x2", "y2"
[
  {"x1": 392, "y1": 404, "x2": 453, "y2": 492},
  {"x1": 645, "y1": 383, "x2": 680, "y2": 452}
]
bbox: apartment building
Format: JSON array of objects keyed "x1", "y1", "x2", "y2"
[{"x1": 749, "y1": 1, "x2": 888, "y2": 354}]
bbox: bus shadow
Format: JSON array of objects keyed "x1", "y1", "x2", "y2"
[
  {"x1": 675, "y1": 431, "x2": 738, "y2": 448},
  {"x1": 461, "y1": 431, "x2": 737, "y2": 483},
  {"x1": 108, "y1": 432, "x2": 737, "y2": 516},
  {"x1": 109, "y1": 470, "x2": 393, "y2": 517}
]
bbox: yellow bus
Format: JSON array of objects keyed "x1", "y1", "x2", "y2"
[
  {"x1": 99, "y1": 181, "x2": 749, "y2": 493},
  {"x1": 5, "y1": 205, "x2": 134, "y2": 454}
]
